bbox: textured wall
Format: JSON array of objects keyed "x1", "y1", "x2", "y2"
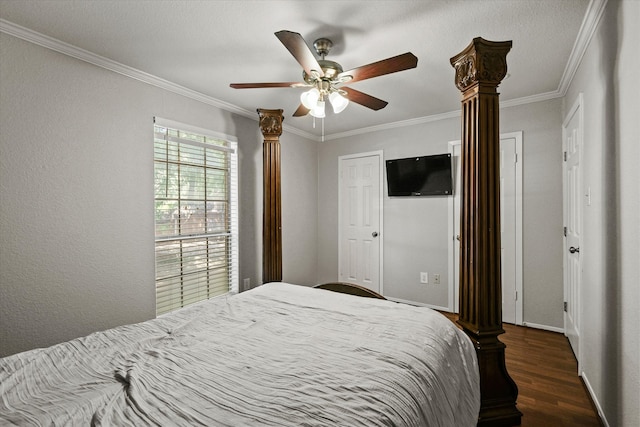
[
  {"x1": 563, "y1": 1, "x2": 639, "y2": 425},
  {"x1": 317, "y1": 100, "x2": 565, "y2": 327},
  {"x1": 0, "y1": 33, "x2": 318, "y2": 357},
  {"x1": 317, "y1": 119, "x2": 459, "y2": 309},
  {"x1": 280, "y1": 134, "x2": 319, "y2": 286},
  {"x1": 501, "y1": 100, "x2": 564, "y2": 329}
]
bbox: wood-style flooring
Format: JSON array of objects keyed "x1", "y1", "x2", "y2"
[{"x1": 441, "y1": 312, "x2": 602, "y2": 426}]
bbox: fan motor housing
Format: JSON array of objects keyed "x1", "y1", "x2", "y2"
[{"x1": 303, "y1": 59, "x2": 343, "y2": 84}]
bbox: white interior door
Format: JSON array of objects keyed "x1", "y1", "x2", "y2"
[
  {"x1": 338, "y1": 152, "x2": 383, "y2": 294},
  {"x1": 500, "y1": 136, "x2": 519, "y2": 324},
  {"x1": 563, "y1": 95, "x2": 583, "y2": 364},
  {"x1": 450, "y1": 144, "x2": 462, "y2": 312},
  {"x1": 450, "y1": 132, "x2": 523, "y2": 324}
]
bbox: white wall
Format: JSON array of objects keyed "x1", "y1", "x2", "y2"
[
  {"x1": 563, "y1": 0, "x2": 639, "y2": 425},
  {"x1": 317, "y1": 118, "x2": 458, "y2": 307},
  {"x1": 317, "y1": 98, "x2": 565, "y2": 327},
  {"x1": 501, "y1": 100, "x2": 564, "y2": 328},
  {"x1": 0, "y1": 33, "x2": 318, "y2": 357},
  {"x1": 281, "y1": 132, "x2": 319, "y2": 285}
]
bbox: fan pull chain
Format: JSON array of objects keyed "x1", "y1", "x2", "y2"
[{"x1": 310, "y1": 116, "x2": 324, "y2": 141}]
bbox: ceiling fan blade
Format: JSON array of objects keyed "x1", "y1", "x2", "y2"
[
  {"x1": 342, "y1": 87, "x2": 388, "y2": 111},
  {"x1": 230, "y1": 82, "x2": 300, "y2": 89},
  {"x1": 275, "y1": 30, "x2": 324, "y2": 77},
  {"x1": 338, "y1": 52, "x2": 418, "y2": 84},
  {"x1": 293, "y1": 104, "x2": 310, "y2": 117}
]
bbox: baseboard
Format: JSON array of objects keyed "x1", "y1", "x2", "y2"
[
  {"x1": 581, "y1": 371, "x2": 609, "y2": 427},
  {"x1": 521, "y1": 321, "x2": 564, "y2": 334}
]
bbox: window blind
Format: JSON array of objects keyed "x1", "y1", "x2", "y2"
[{"x1": 153, "y1": 118, "x2": 238, "y2": 315}]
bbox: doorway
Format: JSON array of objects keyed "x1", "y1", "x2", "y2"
[
  {"x1": 449, "y1": 132, "x2": 523, "y2": 324},
  {"x1": 338, "y1": 151, "x2": 383, "y2": 294}
]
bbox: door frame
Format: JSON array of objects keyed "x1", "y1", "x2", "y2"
[
  {"x1": 562, "y1": 93, "x2": 583, "y2": 372},
  {"x1": 448, "y1": 132, "x2": 523, "y2": 324},
  {"x1": 338, "y1": 151, "x2": 384, "y2": 295},
  {"x1": 448, "y1": 142, "x2": 462, "y2": 313}
]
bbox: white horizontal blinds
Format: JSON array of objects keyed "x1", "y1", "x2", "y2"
[{"x1": 154, "y1": 119, "x2": 238, "y2": 315}]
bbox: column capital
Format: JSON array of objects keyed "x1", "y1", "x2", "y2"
[
  {"x1": 450, "y1": 37, "x2": 512, "y2": 92},
  {"x1": 257, "y1": 109, "x2": 284, "y2": 140}
]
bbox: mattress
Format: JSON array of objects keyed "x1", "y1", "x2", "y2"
[{"x1": 0, "y1": 282, "x2": 480, "y2": 426}]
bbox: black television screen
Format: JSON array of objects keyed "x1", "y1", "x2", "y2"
[{"x1": 386, "y1": 153, "x2": 453, "y2": 196}]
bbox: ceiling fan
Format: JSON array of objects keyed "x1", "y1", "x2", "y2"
[{"x1": 230, "y1": 30, "x2": 418, "y2": 118}]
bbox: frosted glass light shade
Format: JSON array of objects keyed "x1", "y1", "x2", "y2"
[
  {"x1": 310, "y1": 100, "x2": 325, "y2": 118},
  {"x1": 329, "y1": 92, "x2": 349, "y2": 114},
  {"x1": 300, "y1": 88, "x2": 320, "y2": 109}
]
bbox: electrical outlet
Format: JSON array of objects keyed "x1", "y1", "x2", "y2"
[
  {"x1": 434, "y1": 274, "x2": 441, "y2": 284},
  {"x1": 243, "y1": 278, "x2": 250, "y2": 289},
  {"x1": 420, "y1": 272, "x2": 429, "y2": 284}
]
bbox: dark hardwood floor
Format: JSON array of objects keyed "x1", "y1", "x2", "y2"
[{"x1": 441, "y1": 312, "x2": 602, "y2": 426}]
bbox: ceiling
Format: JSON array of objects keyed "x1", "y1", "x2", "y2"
[{"x1": 0, "y1": 0, "x2": 593, "y2": 140}]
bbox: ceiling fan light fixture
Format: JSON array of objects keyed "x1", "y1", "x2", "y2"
[
  {"x1": 300, "y1": 88, "x2": 320, "y2": 109},
  {"x1": 329, "y1": 91, "x2": 349, "y2": 114},
  {"x1": 230, "y1": 31, "x2": 419, "y2": 122},
  {"x1": 310, "y1": 100, "x2": 326, "y2": 118}
]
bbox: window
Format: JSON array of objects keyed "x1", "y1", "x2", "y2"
[{"x1": 153, "y1": 118, "x2": 238, "y2": 315}]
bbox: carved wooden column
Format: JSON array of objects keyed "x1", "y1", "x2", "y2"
[
  {"x1": 450, "y1": 38, "x2": 521, "y2": 426},
  {"x1": 258, "y1": 109, "x2": 284, "y2": 283}
]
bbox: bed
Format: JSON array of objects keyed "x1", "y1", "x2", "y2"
[{"x1": 1, "y1": 282, "x2": 480, "y2": 426}]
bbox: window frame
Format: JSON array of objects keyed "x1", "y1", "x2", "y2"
[{"x1": 153, "y1": 117, "x2": 238, "y2": 316}]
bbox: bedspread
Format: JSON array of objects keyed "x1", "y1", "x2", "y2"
[{"x1": 0, "y1": 282, "x2": 479, "y2": 426}]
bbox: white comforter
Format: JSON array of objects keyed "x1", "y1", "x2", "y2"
[{"x1": 0, "y1": 282, "x2": 479, "y2": 426}]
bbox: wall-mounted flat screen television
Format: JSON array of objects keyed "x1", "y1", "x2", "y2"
[{"x1": 386, "y1": 153, "x2": 453, "y2": 196}]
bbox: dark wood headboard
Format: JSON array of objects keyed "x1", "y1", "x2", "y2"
[{"x1": 314, "y1": 282, "x2": 387, "y2": 300}]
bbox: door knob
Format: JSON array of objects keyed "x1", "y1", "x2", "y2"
[
  {"x1": 569, "y1": 246, "x2": 580, "y2": 254},
  {"x1": 372, "y1": 231, "x2": 379, "y2": 238}
]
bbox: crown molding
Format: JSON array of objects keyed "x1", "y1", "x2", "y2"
[
  {"x1": 501, "y1": 90, "x2": 564, "y2": 109},
  {"x1": 0, "y1": 19, "x2": 246, "y2": 116},
  {"x1": 323, "y1": 110, "x2": 461, "y2": 141},
  {"x1": 323, "y1": 89, "x2": 566, "y2": 142},
  {"x1": 1, "y1": 0, "x2": 605, "y2": 143},
  {"x1": 557, "y1": 0, "x2": 608, "y2": 96},
  {"x1": 0, "y1": 19, "x2": 318, "y2": 142}
]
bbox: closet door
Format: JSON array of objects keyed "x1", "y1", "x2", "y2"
[{"x1": 338, "y1": 152, "x2": 383, "y2": 294}]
